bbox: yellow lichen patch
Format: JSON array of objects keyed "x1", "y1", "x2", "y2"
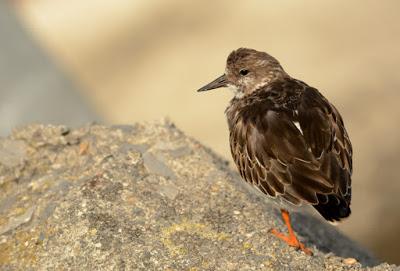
[
  {"x1": 161, "y1": 219, "x2": 229, "y2": 256},
  {"x1": 13, "y1": 207, "x2": 29, "y2": 216},
  {"x1": 89, "y1": 228, "x2": 97, "y2": 236},
  {"x1": 0, "y1": 217, "x2": 8, "y2": 228},
  {"x1": 241, "y1": 240, "x2": 264, "y2": 256},
  {"x1": 0, "y1": 241, "x2": 12, "y2": 265},
  {"x1": 242, "y1": 242, "x2": 252, "y2": 250},
  {"x1": 0, "y1": 229, "x2": 43, "y2": 267}
]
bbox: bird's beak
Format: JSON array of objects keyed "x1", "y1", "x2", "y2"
[{"x1": 197, "y1": 74, "x2": 227, "y2": 92}]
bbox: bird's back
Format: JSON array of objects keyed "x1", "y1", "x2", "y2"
[{"x1": 226, "y1": 78, "x2": 352, "y2": 222}]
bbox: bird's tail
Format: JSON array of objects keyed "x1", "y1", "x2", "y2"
[{"x1": 313, "y1": 194, "x2": 351, "y2": 222}]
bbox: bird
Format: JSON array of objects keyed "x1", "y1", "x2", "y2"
[{"x1": 197, "y1": 48, "x2": 352, "y2": 255}]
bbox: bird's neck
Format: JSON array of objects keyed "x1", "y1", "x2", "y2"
[{"x1": 246, "y1": 71, "x2": 290, "y2": 95}]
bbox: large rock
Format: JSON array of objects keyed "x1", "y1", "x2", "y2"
[{"x1": 0, "y1": 121, "x2": 397, "y2": 270}]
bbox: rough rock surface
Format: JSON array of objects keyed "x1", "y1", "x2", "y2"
[{"x1": 0, "y1": 121, "x2": 397, "y2": 270}]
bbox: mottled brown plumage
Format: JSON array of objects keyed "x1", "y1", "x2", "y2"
[{"x1": 197, "y1": 48, "x2": 353, "y2": 254}]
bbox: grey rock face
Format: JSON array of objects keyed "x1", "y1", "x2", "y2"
[{"x1": 0, "y1": 121, "x2": 397, "y2": 270}]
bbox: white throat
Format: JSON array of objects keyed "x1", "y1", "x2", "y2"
[{"x1": 228, "y1": 84, "x2": 244, "y2": 99}]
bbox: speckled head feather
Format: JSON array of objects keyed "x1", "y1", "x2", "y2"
[{"x1": 198, "y1": 48, "x2": 288, "y2": 97}]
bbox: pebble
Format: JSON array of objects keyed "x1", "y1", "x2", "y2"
[{"x1": 343, "y1": 258, "x2": 357, "y2": 265}]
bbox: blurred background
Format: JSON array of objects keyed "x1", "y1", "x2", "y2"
[{"x1": 1, "y1": 0, "x2": 399, "y2": 264}]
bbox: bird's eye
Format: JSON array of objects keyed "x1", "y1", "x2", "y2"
[{"x1": 239, "y1": 69, "x2": 249, "y2": 76}]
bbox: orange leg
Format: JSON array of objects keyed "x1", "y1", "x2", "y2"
[{"x1": 269, "y1": 209, "x2": 313, "y2": 255}]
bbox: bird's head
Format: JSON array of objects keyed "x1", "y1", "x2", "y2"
[{"x1": 197, "y1": 48, "x2": 288, "y2": 98}]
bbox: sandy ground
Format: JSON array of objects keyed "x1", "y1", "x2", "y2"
[{"x1": 10, "y1": 0, "x2": 400, "y2": 264}]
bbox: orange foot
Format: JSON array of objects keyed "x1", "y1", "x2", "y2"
[{"x1": 269, "y1": 209, "x2": 313, "y2": 255}]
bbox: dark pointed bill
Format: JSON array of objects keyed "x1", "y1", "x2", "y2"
[{"x1": 197, "y1": 74, "x2": 227, "y2": 92}]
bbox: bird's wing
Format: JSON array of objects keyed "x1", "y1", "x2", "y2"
[
  {"x1": 297, "y1": 87, "x2": 352, "y2": 219},
  {"x1": 230, "y1": 86, "x2": 352, "y2": 208}
]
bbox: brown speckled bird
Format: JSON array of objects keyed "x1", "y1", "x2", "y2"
[{"x1": 197, "y1": 48, "x2": 352, "y2": 255}]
